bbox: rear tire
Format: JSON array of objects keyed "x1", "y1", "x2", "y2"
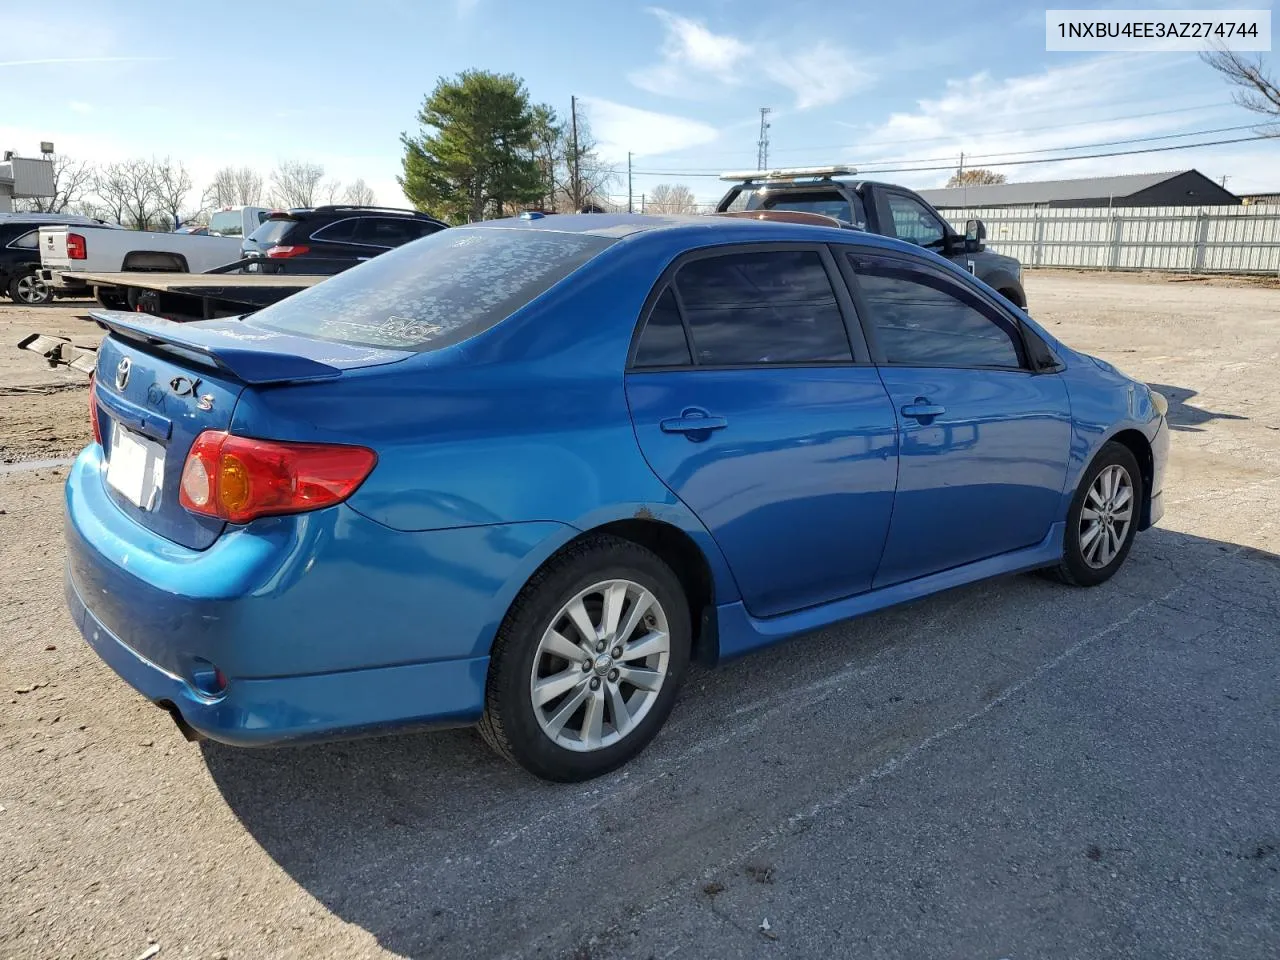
[
  {"x1": 8, "y1": 270, "x2": 53, "y2": 305},
  {"x1": 1045, "y1": 441, "x2": 1143, "y2": 587},
  {"x1": 479, "y1": 535, "x2": 691, "y2": 782}
]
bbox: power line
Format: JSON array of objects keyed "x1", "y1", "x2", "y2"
[
  {"x1": 628, "y1": 132, "x2": 1279, "y2": 178},
  {"x1": 685, "y1": 99, "x2": 1235, "y2": 160},
  {"x1": 856, "y1": 121, "x2": 1280, "y2": 171}
]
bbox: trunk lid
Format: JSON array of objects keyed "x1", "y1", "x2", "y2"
[
  {"x1": 90, "y1": 311, "x2": 409, "y2": 549},
  {"x1": 39, "y1": 226, "x2": 71, "y2": 268}
]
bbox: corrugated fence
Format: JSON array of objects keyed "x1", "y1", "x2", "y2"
[{"x1": 936, "y1": 205, "x2": 1280, "y2": 274}]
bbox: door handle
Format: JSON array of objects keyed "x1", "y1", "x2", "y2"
[
  {"x1": 901, "y1": 399, "x2": 946, "y2": 422},
  {"x1": 660, "y1": 410, "x2": 728, "y2": 436}
]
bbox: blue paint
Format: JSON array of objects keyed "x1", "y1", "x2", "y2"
[{"x1": 65, "y1": 215, "x2": 1169, "y2": 748}]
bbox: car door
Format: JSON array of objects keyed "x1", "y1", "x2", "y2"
[
  {"x1": 625, "y1": 244, "x2": 899, "y2": 618},
  {"x1": 841, "y1": 250, "x2": 1072, "y2": 588}
]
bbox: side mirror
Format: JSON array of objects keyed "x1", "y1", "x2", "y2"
[{"x1": 964, "y1": 218, "x2": 986, "y2": 252}]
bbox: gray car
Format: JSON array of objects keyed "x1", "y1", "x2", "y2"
[{"x1": 716, "y1": 167, "x2": 1026, "y2": 308}]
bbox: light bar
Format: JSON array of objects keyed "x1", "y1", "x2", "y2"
[{"x1": 719, "y1": 165, "x2": 857, "y2": 182}]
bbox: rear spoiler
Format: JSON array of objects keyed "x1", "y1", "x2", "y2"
[{"x1": 90, "y1": 311, "x2": 344, "y2": 384}]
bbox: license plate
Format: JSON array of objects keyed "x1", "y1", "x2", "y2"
[{"x1": 106, "y1": 422, "x2": 165, "y2": 510}]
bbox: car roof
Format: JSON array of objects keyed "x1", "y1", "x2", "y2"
[{"x1": 464, "y1": 212, "x2": 923, "y2": 256}]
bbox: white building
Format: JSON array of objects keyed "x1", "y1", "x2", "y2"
[{"x1": 0, "y1": 156, "x2": 56, "y2": 212}]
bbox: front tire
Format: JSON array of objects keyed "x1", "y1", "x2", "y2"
[
  {"x1": 8, "y1": 270, "x2": 53, "y2": 305},
  {"x1": 479, "y1": 536, "x2": 691, "y2": 782},
  {"x1": 1047, "y1": 441, "x2": 1143, "y2": 587}
]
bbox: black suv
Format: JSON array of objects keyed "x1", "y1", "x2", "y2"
[
  {"x1": 716, "y1": 168, "x2": 1027, "y2": 308},
  {"x1": 241, "y1": 205, "x2": 448, "y2": 274},
  {"x1": 1, "y1": 213, "x2": 114, "y2": 305}
]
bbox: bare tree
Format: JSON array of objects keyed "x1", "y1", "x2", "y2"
[
  {"x1": 320, "y1": 178, "x2": 344, "y2": 205},
  {"x1": 1203, "y1": 49, "x2": 1280, "y2": 132},
  {"x1": 151, "y1": 156, "x2": 193, "y2": 228},
  {"x1": 645, "y1": 183, "x2": 699, "y2": 214},
  {"x1": 93, "y1": 164, "x2": 131, "y2": 226},
  {"x1": 946, "y1": 168, "x2": 1007, "y2": 187},
  {"x1": 203, "y1": 166, "x2": 265, "y2": 208},
  {"x1": 344, "y1": 178, "x2": 376, "y2": 206},
  {"x1": 561, "y1": 113, "x2": 618, "y2": 212},
  {"x1": 270, "y1": 161, "x2": 325, "y2": 207},
  {"x1": 17, "y1": 155, "x2": 95, "y2": 213}
]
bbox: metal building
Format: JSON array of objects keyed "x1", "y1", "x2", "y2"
[
  {"x1": 0, "y1": 156, "x2": 56, "y2": 213},
  {"x1": 918, "y1": 170, "x2": 1240, "y2": 210}
]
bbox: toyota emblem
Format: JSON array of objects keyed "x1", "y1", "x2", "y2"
[{"x1": 115, "y1": 357, "x2": 131, "y2": 391}]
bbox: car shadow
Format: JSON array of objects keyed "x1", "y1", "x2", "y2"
[
  {"x1": 201, "y1": 526, "x2": 1280, "y2": 959},
  {"x1": 1147, "y1": 382, "x2": 1248, "y2": 432}
]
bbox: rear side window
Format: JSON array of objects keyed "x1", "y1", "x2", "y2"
[
  {"x1": 633, "y1": 288, "x2": 691, "y2": 367},
  {"x1": 250, "y1": 228, "x2": 613, "y2": 351},
  {"x1": 208, "y1": 211, "x2": 245, "y2": 237},
  {"x1": 749, "y1": 190, "x2": 867, "y2": 228},
  {"x1": 248, "y1": 218, "x2": 296, "y2": 245},
  {"x1": 850, "y1": 254, "x2": 1025, "y2": 369},
  {"x1": 673, "y1": 250, "x2": 851, "y2": 365},
  {"x1": 312, "y1": 218, "x2": 360, "y2": 243},
  {"x1": 8, "y1": 229, "x2": 38, "y2": 249}
]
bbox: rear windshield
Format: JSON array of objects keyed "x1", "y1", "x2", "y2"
[
  {"x1": 249, "y1": 227, "x2": 614, "y2": 351},
  {"x1": 247, "y1": 218, "x2": 296, "y2": 245},
  {"x1": 729, "y1": 188, "x2": 867, "y2": 228},
  {"x1": 209, "y1": 211, "x2": 245, "y2": 237}
]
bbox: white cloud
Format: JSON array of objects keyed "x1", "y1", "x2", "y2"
[
  {"x1": 68, "y1": 101, "x2": 92, "y2": 114},
  {"x1": 577, "y1": 97, "x2": 719, "y2": 161},
  {"x1": 843, "y1": 55, "x2": 1246, "y2": 188},
  {"x1": 0, "y1": 56, "x2": 167, "y2": 68},
  {"x1": 762, "y1": 41, "x2": 874, "y2": 109},
  {"x1": 629, "y1": 8, "x2": 868, "y2": 110},
  {"x1": 629, "y1": 9, "x2": 751, "y2": 97}
]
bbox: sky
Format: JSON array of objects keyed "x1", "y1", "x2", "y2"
[{"x1": 3, "y1": 0, "x2": 1278, "y2": 212}]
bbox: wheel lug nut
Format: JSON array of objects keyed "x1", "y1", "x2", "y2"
[
  {"x1": 581, "y1": 660, "x2": 592, "y2": 672},
  {"x1": 608, "y1": 669, "x2": 619, "y2": 681},
  {"x1": 611, "y1": 647, "x2": 622, "y2": 659},
  {"x1": 596, "y1": 642, "x2": 606, "y2": 653},
  {"x1": 589, "y1": 677, "x2": 601, "y2": 690}
]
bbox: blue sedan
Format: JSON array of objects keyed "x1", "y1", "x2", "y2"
[{"x1": 65, "y1": 214, "x2": 1169, "y2": 781}]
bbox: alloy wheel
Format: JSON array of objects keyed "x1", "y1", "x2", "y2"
[
  {"x1": 1080, "y1": 463, "x2": 1133, "y2": 569},
  {"x1": 529, "y1": 579, "x2": 671, "y2": 752},
  {"x1": 15, "y1": 273, "x2": 52, "y2": 305}
]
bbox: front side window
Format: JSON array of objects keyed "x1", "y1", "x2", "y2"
[
  {"x1": 673, "y1": 250, "x2": 851, "y2": 365},
  {"x1": 850, "y1": 254, "x2": 1025, "y2": 369},
  {"x1": 884, "y1": 193, "x2": 947, "y2": 251}
]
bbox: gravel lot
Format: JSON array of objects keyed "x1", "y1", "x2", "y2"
[{"x1": 1, "y1": 272, "x2": 1278, "y2": 960}]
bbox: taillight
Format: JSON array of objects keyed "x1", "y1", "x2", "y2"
[
  {"x1": 179, "y1": 431, "x2": 376, "y2": 524},
  {"x1": 265, "y1": 244, "x2": 310, "y2": 258},
  {"x1": 66, "y1": 233, "x2": 87, "y2": 260},
  {"x1": 88, "y1": 375, "x2": 102, "y2": 445}
]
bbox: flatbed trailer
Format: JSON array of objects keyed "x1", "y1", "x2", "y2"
[{"x1": 62, "y1": 270, "x2": 327, "y2": 319}]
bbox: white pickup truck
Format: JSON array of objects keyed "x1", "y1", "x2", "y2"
[{"x1": 39, "y1": 205, "x2": 270, "y2": 307}]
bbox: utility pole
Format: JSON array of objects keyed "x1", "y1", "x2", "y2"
[
  {"x1": 628, "y1": 152, "x2": 633, "y2": 214},
  {"x1": 756, "y1": 107, "x2": 772, "y2": 171},
  {"x1": 570, "y1": 95, "x2": 581, "y2": 210},
  {"x1": 1221, "y1": 174, "x2": 1230, "y2": 188},
  {"x1": 957, "y1": 151, "x2": 964, "y2": 180}
]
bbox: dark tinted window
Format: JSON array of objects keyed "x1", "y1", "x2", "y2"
[
  {"x1": 8, "y1": 229, "x2": 39, "y2": 249},
  {"x1": 746, "y1": 189, "x2": 867, "y2": 228},
  {"x1": 883, "y1": 193, "x2": 946, "y2": 250},
  {"x1": 358, "y1": 217, "x2": 425, "y2": 247},
  {"x1": 675, "y1": 250, "x2": 851, "y2": 365},
  {"x1": 312, "y1": 218, "x2": 360, "y2": 243},
  {"x1": 633, "y1": 287, "x2": 691, "y2": 367},
  {"x1": 247, "y1": 218, "x2": 296, "y2": 245},
  {"x1": 251, "y1": 227, "x2": 612, "y2": 351},
  {"x1": 851, "y1": 254, "x2": 1025, "y2": 369}
]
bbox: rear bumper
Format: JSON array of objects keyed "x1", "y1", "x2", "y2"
[
  {"x1": 38, "y1": 267, "x2": 88, "y2": 293},
  {"x1": 64, "y1": 444, "x2": 573, "y2": 746},
  {"x1": 66, "y1": 570, "x2": 488, "y2": 745}
]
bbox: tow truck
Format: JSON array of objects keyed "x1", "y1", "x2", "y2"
[{"x1": 715, "y1": 166, "x2": 1027, "y2": 308}]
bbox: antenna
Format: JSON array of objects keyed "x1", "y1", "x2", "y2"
[{"x1": 756, "y1": 107, "x2": 772, "y2": 171}]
